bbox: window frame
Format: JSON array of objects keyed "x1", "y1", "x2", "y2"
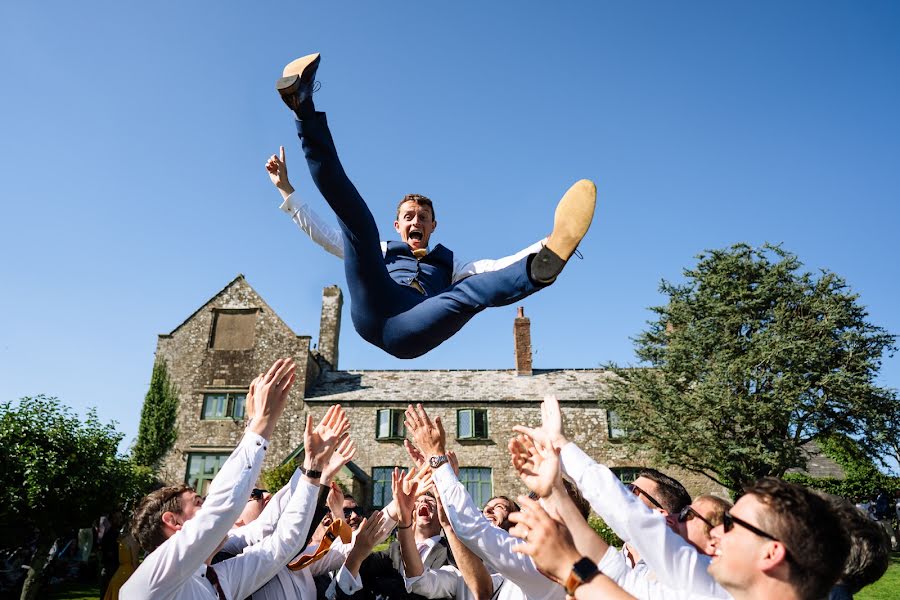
[
  {"x1": 606, "y1": 409, "x2": 628, "y2": 442},
  {"x1": 458, "y1": 466, "x2": 493, "y2": 508},
  {"x1": 185, "y1": 452, "x2": 231, "y2": 495},
  {"x1": 456, "y1": 408, "x2": 490, "y2": 440},
  {"x1": 375, "y1": 409, "x2": 406, "y2": 440},
  {"x1": 201, "y1": 392, "x2": 247, "y2": 421},
  {"x1": 372, "y1": 465, "x2": 407, "y2": 508}
]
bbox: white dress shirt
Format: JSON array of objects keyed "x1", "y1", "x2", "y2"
[
  {"x1": 559, "y1": 443, "x2": 731, "y2": 600},
  {"x1": 121, "y1": 431, "x2": 270, "y2": 599},
  {"x1": 280, "y1": 193, "x2": 545, "y2": 284},
  {"x1": 431, "y1": 464, "x2": 564, "y2": 600}
]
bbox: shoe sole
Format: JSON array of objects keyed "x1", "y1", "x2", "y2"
[
  {"x1": 282, "y1": 52, "x2": 320, "y2": 80},
  {"x1": 545, "y1": 179, "x2": 596, "y2": 261}
]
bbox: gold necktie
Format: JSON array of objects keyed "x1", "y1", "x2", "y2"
[
  {"x1": 287, "y1": 519, "x2": 353, "y2": 571},
  {"x1": 411, "y1": 248, "x2": 428, "y2": 259}
]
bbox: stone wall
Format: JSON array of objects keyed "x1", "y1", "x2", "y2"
[
  {"x1": 304, "y1": 400, "x2": 729, "y2": 507},
  {"x1": 156, "y1": 276, "x2": 312, "y2": 485}
]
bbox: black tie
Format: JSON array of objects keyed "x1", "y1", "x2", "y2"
[{"x1": 205, "y1": 564, "x2": 227, "y2": 600}]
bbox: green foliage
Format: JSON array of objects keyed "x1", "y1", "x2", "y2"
[
  {"x1": 1, "y1": 396, "x2": 154, "y2": 600},
  {"x1": 0, "y1": 396, "x2": 135, "y2": 547},
  {"x1": 261, "y1": 459, "x2": 298, "y2": 492},
  {"x1": 132, "y1": 360, "x2": 179, "y2": 470},
  {"x1": 604, "y1": 243, "x2": 898, "y2": 492},
  {"x1": 783, "y1": 434, "x2": 899, "y2": 500},
  {"x1": 588, "y1": 515, "x2": 623, "y2": 548}
]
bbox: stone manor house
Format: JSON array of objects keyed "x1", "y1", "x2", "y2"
[{"x1": 155, "y1": 275, "x2": 736, "y2": 508}]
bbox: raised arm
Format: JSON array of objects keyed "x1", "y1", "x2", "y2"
[
  {"x1": 405, "y1": 404, "x2": 563, "y2": 600},
  {"x1": 267, "y1": 146, "x2": 345, "y2": 258},
  {"x1": 518, "y1": 396, "x2": 728, "y2": 599},
  {"x1": 123, "y1": 359, "x2": 295, "y2": 599},
  {"x1": 218, "y1": 405, "x2": 350, "y2": 600}
]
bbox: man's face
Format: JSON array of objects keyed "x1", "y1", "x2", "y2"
[
  {"x1": 343, "y1": 498, "x2": 362, "y2": 529},
  {"x1": 630, "y1": 477, "x2": 668, "y2": 514},
  {"x1": 164, "y1": 490, "x2": 204, "y2": 537},
  {"x1": 415, "y1": 495, "x2": 441, "y2": 537},
  {"x1": 483, "y1": 498, "x2": 515, "y2": 531},
  {"x1": 708, "y1": 495, "x2": 773, "y2": 593},
  {"x1": 669, "y1": 498, "x2": 717, "y2": 555},
  {"x1": 394, "y1": 201, "x2": 436, "y2": 252}
]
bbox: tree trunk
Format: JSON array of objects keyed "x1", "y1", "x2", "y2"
[{"x1": 20, "y1": 537, "x2": 54, "y2": 600}]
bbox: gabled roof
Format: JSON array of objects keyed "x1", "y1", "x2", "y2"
[
  {"x1": 161, "y1": 274, "x2": 304, "y2": 339},
  {"x1": 304, "y1": 368, "x2": 615, "y2": 403}
]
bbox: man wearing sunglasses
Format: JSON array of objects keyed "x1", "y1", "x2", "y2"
[
  {"x1": 341, "y1": 496, "x2": 363, "y2": 530},
  {"x1": 708, "y1": 478, "x2": 849, "y2": 600},
  {"x1": 668, "y1": 496, "x2": 732, "y2": 557}
]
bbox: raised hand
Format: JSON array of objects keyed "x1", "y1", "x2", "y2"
[
  {"x1": 404, "y1": 404, "x2": 446, "y2": 458},
  {"x1": 512, "y1": 395, "x2": 569, "y2": 449},
  {"x1": 303, "y1": 404, "x2": 350, "y2": 476},
  {"x1": 326, "y1": 482, "x2": 345, "y2": 521},
  {"x1": 403, "y1": 439, "x2": 427, "y2": 469},
  {"x1": 244, "y1": 374, "x2": 262, "y2": 424},
  {"x1": 348, "y1": 510, "x2": 387, "y2": 562},
  {"x1": 509, "y1": 495, "x2": 581, "y2": 584},
  {"x1": 447, "y1": 450, "x2": 461, "y2": 477},
  {"x1": 392, "y1": 468, "x2": 419, "y2": 527},
  {"x1": 266, "y1": 145, "x2": 295, "y2": 199},
  {"x1": 508, "y1": 433, "x2": 561, "y2": 498},
  {"x1": 322, "y1": 436, "x2": 357, "y2": 484},
  {"x1": 249, "y1": 358, "x2": 296, "y2": 440}
]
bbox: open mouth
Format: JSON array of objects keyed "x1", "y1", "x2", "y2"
[
  {"x1": 408, "y1": 230, "x2": 423, "y2": 242},
  {"x1": 417, "y1": 505, "x2": 431, "y2": 518}
]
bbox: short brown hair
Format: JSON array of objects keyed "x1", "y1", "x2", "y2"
[
  {"x1": 695, "y1": 494, "x2": 732, "y2": 531},
  {"x1": 131, "y1": 484, "x2": 193, "y2": 553},
  {"x1": 638, "y1": 468, "x2": 691, "y2": 514},
  {"x1": 396, "y1": 194, "x2": 436, "y2": 221},
  {"x1": 744, "y1": 478, "x2": 849, "y2": 600}
]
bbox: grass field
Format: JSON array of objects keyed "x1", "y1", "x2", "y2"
[
  {"x1": 42, "y1": 553, "x2": 900, "y2": 600},
  {"x1": 856, "y1": 553, "x2": 900, "y2": 600}
]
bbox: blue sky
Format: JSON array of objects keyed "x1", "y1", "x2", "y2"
[{"x1": 1, "y1": 1, "x2": 898, "y2": 454}]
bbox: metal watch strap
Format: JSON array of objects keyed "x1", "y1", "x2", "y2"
[{"x1": 429, "y1": 454, "x2": 449, "y2": 469}]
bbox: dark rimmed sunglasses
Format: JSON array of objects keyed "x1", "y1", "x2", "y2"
[
  {"x1": 249, "y1": 488, "x2": 269, "y2": 501},
  {"x1": 626, "y1": 483, "x2": 664, "y2": 511},
  {"x1": 677, "y1": 505, "x2": 714, "y2": 529},
  {"x1": 723, "y1": 511, "x2": 778, "y2": 541}
]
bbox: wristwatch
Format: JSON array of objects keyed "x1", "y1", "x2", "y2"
[
  {"x1": 564, "y1": 557, "x2": 600, "y2": 596},
  {"x1": 429, "y1": 455, "x2": 449, "y2": 469},
  {"x1": 299, "y1": 465, "x2": 323, "y2": 479}
]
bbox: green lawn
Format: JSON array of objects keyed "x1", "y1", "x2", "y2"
[
  {"x1": 856, "y1": 553, "x2": 900, "y2": 600},
  {"x1": 45, "y1": 583, "x2": 100, "y2": 600}
]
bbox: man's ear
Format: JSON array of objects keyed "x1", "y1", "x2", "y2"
[
  {"x1": 431, "y1": 219, "x2": 437, "y2": 232},
  {"x1": 161, "y1": 511, "x2": 181, "y2": 531},
  {"x1": 759, "y1": 541, "x2": 790, "y2": 572},
  {"x1": 394, "y1": 220, "x2": 402, "y2": 235}
]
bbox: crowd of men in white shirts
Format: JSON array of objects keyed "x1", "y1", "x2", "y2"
[{"x1": 121, "y1": 358, "x2": 891, "y2": 600}]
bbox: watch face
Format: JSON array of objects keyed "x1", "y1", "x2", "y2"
[
  {"x1": 429, "y1": 455, "x2": 446, "y2": 468},
  {"x1": 572, "y1": 557, "x2": 599, "y2": 582}
]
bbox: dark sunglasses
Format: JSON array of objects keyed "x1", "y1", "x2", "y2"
[
  {"x1": 626, "y1": 483, "x2": 664, "y2": 511},
  {"x1": 343, "y1": 507, "x2": 361, "y2": 519},
  {"x1": 678, "y1": 505, "x2": 714, "y2": 529},
  {"x1": 723, "y1": 511, "x2": 779, "y2": 541},
  {"x1": 250, "y1": 488, "x2": 269, "y2": 501}
]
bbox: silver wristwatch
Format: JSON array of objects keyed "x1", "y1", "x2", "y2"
[{"x1": 429, "y1": 454, "x2": 449, "y2": 469}]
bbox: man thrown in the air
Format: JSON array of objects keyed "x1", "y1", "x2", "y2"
[{"x1": 268, "y1": 53, "x2": 596, "y2": 359}]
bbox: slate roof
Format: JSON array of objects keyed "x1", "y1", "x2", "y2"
[{"x1": 304, "y1": 368, "x2": 616, "y2": 403}]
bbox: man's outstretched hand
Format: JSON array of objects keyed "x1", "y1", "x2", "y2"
[
  {"x1": 249, "y1": 358, "x2": 296, "y2": 440},
  {"x1": 513, "y1": 395, "x2": 569, "y2": 450},
  {"x1": 266, "y1": 145, "x2": 295, "y2": 201},
  {"x1": 404, "y1": 404, "x2": 446, "y2": 459}
]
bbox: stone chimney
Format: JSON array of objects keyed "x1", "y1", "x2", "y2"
[
  {"x1": 318, "y1": 286, "x2": 343, "y2": 370},
  {"x1": 514, "y1": 306, "x2": 532, "y2": 376}
]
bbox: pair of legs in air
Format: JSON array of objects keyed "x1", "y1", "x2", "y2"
[{"x1": 277, "y1": 53, "x2": 596, "y2": 359}]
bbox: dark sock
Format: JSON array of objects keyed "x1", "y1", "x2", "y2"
[{"x1": 529, "y1": 247, "x2": 566, "y2": 285}]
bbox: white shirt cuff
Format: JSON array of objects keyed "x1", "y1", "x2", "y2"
[
  {"x1": 335, "y1": 565, "x2": 363, "y2": 595},
  {"x1": 280, "y1": 192, "x2": 302, "y2": 214}
]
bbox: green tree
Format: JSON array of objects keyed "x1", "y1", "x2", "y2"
[
  {"x1": 132, "y1": 359, "x2": 179, "y2": 470},
  {"x1": 603, "y1": 243, "x2": 897, "y2": 492},
  {"x1": 0, "y1": 396, "x2": 142, "y2": 600}
]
